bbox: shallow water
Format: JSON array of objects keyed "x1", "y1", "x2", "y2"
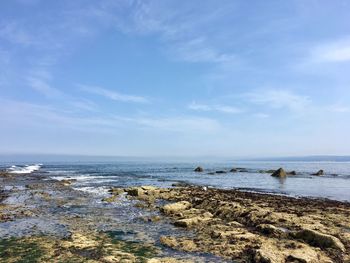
[{"x1": 1, "y1": 161, "x2": 350, "y2": 201}]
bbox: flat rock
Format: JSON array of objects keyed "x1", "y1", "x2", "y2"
[{"x1": 162, "y1": 201, "x2": 191, "y2": 215}]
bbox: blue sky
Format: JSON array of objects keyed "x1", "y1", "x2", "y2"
[{"x1": 0, "y1": 0, "x2": 350, "y2": 157}]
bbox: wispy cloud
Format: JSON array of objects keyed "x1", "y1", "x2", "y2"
[
  {"x1": 0, "y1": 21, "x2": 38, "y2": 46},
  {"x1": 309, "y1": 37, "x2": 350, "y2": 63},
  {"x1": 116, "y1": 115, "x2": 221, "y2": 133},
  {"x1": 253, "y1": 113, "x2": 270, "y2": 119},
  {"x1": 245, "y1": 89, "x2": 311, "y2": 112},
  {"x1": 79, "y1": 84, "x2": 149, "y2": 104},
  {"x1": 327, "y1": 104, "x2": 350, "y2": 113},
  {"x1": 27, "y1": 75, "x2": 62, "y2": 98},
  {"x1": 0, "y1": 98, "x2": 219, "y2": 134},
  {"x1": 188, "y1": 101, "x2": 242, "y2": 114}
]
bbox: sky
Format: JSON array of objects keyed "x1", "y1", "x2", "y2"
[{"x1": 0, "y1": 0, "x2": 350, "y2": 158}]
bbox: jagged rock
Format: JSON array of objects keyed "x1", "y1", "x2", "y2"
[
  {"x1": 271, "y1": 168, "x2": 287, "y2": 177},
  {"x1": 174, "y1": 212, "x2": 213, "y2": 228},
  {"x1": 294, "y1": 228, "x2": 345, "y2": 252},
  {"x1": 194, "y1": 166, "x2": 204, "y2": 172},
  {"x1": 126, "y1": 187, "x2": 145, "y2": 197},
  {"x1": 312, "y1": 170, "x2": 324, "y2": 176},
  {"x1": 162, "y1": 201, "x2": 191, "y2": 215},
  {"x1": 256, "y1": 224, "x2": 287, "y2": 237},
  {"x1": 108, "y1": 188, "x2": 125, "y2": 195}
]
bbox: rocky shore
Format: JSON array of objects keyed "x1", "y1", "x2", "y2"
[
  {"x1": 1, "y1": 170, "x2": 350, "y2": 262},
  {"x1": 109, "y1": 185, "x2": 350, "y2": 263}
]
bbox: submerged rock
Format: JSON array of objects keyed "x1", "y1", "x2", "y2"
[
  {"x1": 312, "y1": 170, "x2": 324, "y2": 176},
  {"x1": 271, "y1": 168, "x2": 287, "y2": 177},
  {"x1": 287, "y1": 171, "x2": 297, "y2": 175},
  {"x1": 194, "y1": 167, "x2": 204, "y2": 172},
  {"x1": 215, "y1": 171, "x2": 226, "y2": 174}
]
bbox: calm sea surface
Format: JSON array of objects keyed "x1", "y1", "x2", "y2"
[{"x1": 2, "y1": 161, "x2": 350, "y2": 202}]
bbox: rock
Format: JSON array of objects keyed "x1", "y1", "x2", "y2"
[
  {"x1": 215, "y1": 171, "x2": 227, "y2": 174},
  {"x1": 108, "y1": 188, "x2": 125, "y2": 195},
  {"x1": 287, "y1": 171, "x2": 297, "y2": 175},
  {"x1": 141, "y1": 185, "x2": 159, "y2": 191},
  {"x1": 294, "y1": 228, "x2": 345, "y2": 252},
  {"x1": 126, "y1": 187, "x2": 145, "y2": 197},
  {"x1": 60, "y1": 179, "x2": 76, "y2": 186},
  {"x1": 312, "y1": 170, "x2": 324, "y2": 176},
  {"x1": 102, "y1": 195, "x2": 119, "y2": 203},
  {"x1": 174, "y1": 213, "x2": 213, "y2": 228},
  {"x1": 160, "y1": 236, "x2": 178, "y2": 247},
  {"x1": 207, "y1": 172, "x2": 215, "y2": 175},
  {"x1": 259, "y1": 169, "x2": 276, "y2": 173},
  {"x1": 271, "y1": 168, "x2": 287, "y2": 178},
  {"x1": 230, "y1": 168, "x2": 238, "y2": 172},
  {"x1": 256, "y1": 224, "x2": 286, "y2": 237},
  {"x1": 162, "y1": 201, "x2": 191, "y2": 215},
  {"x1": 194, "y1": 166, "x2": 204, "y2": 172}
]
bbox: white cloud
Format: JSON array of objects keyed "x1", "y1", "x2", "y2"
[
  {"x1": 310, "y1": 37, "x2": 350, "y2": 63},
  {"x1": 253, "y1": 113, "x2": 270, "y2": 118},
  {"x1": 0, "y1": 21, "x2": 38, "y2": 46},
  {"x1": 188, "y1": 101, "x2": 242, "y2": 114},
  {"x1": 79, "y1": 84, "x2": 149, "y2": 104},
  {"x1": 129, "y1": 116, "x2": 220, "y2": 133},
  {"x1": 328, "y1": 105, "x2": 349, "y2": 113},
  {"x1": 27, "y1": 76, "x2": 62, "y2": 98},
  {"x1": 245, "y1": 89, "x2": 311, "y2": 112}
]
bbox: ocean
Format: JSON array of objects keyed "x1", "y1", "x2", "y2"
[{"x1": 2, "y1": 161, "x2": 350, "y2": 202}]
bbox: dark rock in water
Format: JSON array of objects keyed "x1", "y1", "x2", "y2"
[
  {"x1": 215, "y1": 171, "x2": 227, "y2": 174},
  {"x1": 287, "y1": 171, "x2": 297, "y2": 175},
  {"x1": 271, "y1": 168, "x2": 287, "y2": 177},
  {"x1": 312, "y1": 170, "x2": 324, "y2": 176},
  {"x1": 259, "y1": 169, "x2": 276, "y2": 174},
  {"x1": 231, "y1": 168, "x2": 248, "y2": 172},
  {"x1": 207, "y1": 172, "x2": 215, "y2": 175},
  {"x1": 194, "y1": 166, "x2": 204, "y2": 172}
]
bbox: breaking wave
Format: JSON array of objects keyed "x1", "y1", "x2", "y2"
[{"x1": 7, "y1": 164, "x2": 42, "y2": 174}]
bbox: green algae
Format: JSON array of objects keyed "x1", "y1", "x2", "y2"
[
  {"x1": 0, "y1": 237, "x2": 44, "y2": 263},
  {"x1": 106, "y1": 230, "x2": 159, "y2": 259}
]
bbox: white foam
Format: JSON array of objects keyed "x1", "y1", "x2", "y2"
[
  {"x1": 7, "y1": 164, "x2": 42, "y2": 174},
  {"x1": 73, "y1": 186, "x2": 110, "y2": 196}
]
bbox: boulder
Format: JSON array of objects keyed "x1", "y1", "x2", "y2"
[
  {"x1": 194, "y1": 166, "x2": 204, "y2": 172},
  {"x1": 126, "y1": 187, "x2": 145, "y2": 197},
  {"x1": 294, "y1": 228, "x2": 345, "y2": 252},
  {"x1": 162, "y1": 201, "x2": 191, "y2": 215},
  {"x1": 312, "y1": 170, "x2": 324, "y2": 176},
  {"x1": 271, "y1": 168, "x2": 287, "y2": 177}
]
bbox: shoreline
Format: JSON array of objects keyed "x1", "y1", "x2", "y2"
[{"x1": 1, "y1": 171, "x2": 349, "y2": 262}]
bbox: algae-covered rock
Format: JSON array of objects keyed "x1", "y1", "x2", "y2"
[
  {"x1": 294, "y1": 228, "x2": 345, "y2": 252},
  {"x1": 271, "y1": 168, "x2": 287, "y2": 178},
  {"x1": 162, "y1": 201, "x2": 191, "y2": 215}
]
